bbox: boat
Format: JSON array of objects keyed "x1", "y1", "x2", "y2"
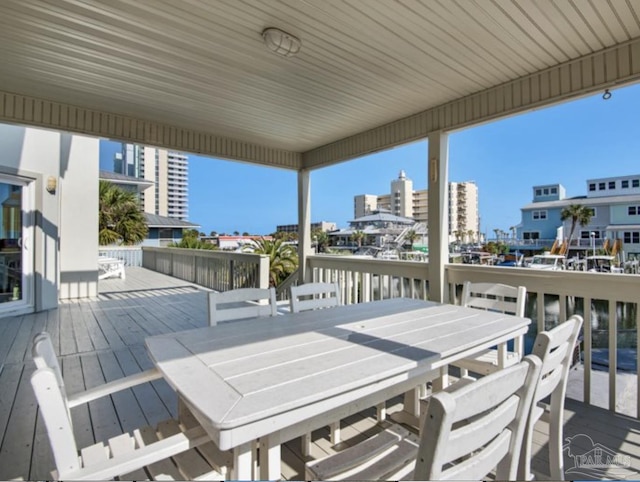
[
  {"x1": 377, "y1": 248, "x2": 400, "y2": 260},
  {"x1": 586, "y1": 255, "x2": 623, "y2": 273},
  {"x1": 461, "y1": 251, "x2": 496, "y2": 265},
  {"x1": 527, "y1": 254, "x2": 566, "y2": 270}
]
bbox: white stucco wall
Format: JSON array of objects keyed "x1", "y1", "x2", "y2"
[{"x1": 0, "y1": 124, "x2": 99, "y2": 311}]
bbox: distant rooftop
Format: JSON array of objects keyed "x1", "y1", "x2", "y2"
[
  {"x1": 144, "y1": 213, "x2": 200, "y2": 229},
  {"x1": 99, "y1": 170, "x2": 154, "y2": 187},
  {"x1": 522, "y1": 193, "x2": 640, "y2": 210},
  {"x1": 350, "y1": 211, "x2": 415, "y2": 224}
]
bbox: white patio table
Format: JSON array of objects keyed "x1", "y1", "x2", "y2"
[{"x1": 145, "y1": 297, "x2": 530, "y2": 480}]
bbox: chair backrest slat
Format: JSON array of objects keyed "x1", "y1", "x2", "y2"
[
  {"x1": 32, "y1": 332, "x2": 64, "y2": 390},
  {"x1": 532, "y1": 315, "x2": 583, "y2": 405},
  {"x1": 415, "y1": 355, "x2": 542, "y2": 481},
  {"x1": 208, "y1": 287, "x2": 277, "y2": 326},
  {"x1": 461, "y1": 281, "x2": 526, "y2": 317},
  {"x1": 31, "y1": 368, "x2": 79, "y2": 475},
  {"x1": 290, "y1": 282, "x2": 341, "y2": 313}
]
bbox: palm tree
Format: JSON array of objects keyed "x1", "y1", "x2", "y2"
[
  {"x1": 351, "y1": 230, "x2": 365, "y2": 247},
  {"x1": 99, "y1": 181, "x2": 148, "y2": 245},
  {"x1": 168, "y1": 237, "x2": 216, "y2": 250},
  {"x1": 561, "y1": 204, "x2": 594, "y2": 246},
  {"x1": 509, "y1": 226, "x2": 517, "y2": 240},
  {"x1": 467, "y1": 229, "x2": 475, "y2": 243},
  {"x1": 312, "y1": 228, "x2": 330, "y2": 253},
  {"x1": 249, "y1": 238, "x2": 298, "y2": 287},
  {"x1": 493, "y1": 228, "x2": 500, "y2": 241},
  {"x1": 406, "y1": 229, "x2": 418, "y2": 249}
]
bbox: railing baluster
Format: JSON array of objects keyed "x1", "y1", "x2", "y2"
[
  {"x1": 559, "y1": 293, "x2": 567, "y2": 324},
  {"x1": 537, "y1": 291, "x2": 545, "y2": 333},
  {"x1": 609, "y1": 298, "x2": 617, "y2": 412},
  {"x1": 584, "y1": 297, "x2": 592, "y2": 406}
]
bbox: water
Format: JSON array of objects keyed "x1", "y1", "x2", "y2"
[{"x1": 523, "y1": 294, "x2": 637, "y2": 372}]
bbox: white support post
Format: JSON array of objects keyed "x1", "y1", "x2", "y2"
[
  {"x1": 427, "y1": 131, "x2": 449, "y2": 303},
  {"x1": 297, "y1": 169, "x2": 312, "y2": 284},
  {"x1": 258, "y1": 255, "x2": 270, "y2": 290}
]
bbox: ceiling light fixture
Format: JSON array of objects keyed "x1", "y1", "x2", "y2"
[
  {"x1": 603, "y1": 89, "x2": 612, "y2": 100},
  {"x1": 262, "y1": 27, "x2": 301, "y2": 57}
]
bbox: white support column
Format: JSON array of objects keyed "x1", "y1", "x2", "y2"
[
  {"x1": 298, "y1": 169, "x2": 312, "y2": 284},
  {"x1": 427, "y1": 131, "x2": 449, "y2": 303}
]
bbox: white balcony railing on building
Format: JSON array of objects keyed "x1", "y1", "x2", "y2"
[{"x1": 142, "y1": 247, "x2": 270, "y2": 292}]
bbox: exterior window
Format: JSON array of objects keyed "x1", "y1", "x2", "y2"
[
  {"x1": 598, "y1": 182, "x2": 606, "y2": 190},
  {"x1": 535, "y1": 188, "x2": 542, "y2": 196},
  {"x1": 581, "y1": 231, "x2": 600, "y2": 239},
  {"x1": 622, "y1": 180, "x2": 629, "y2": 188},
  {"x1": 629, "y1": 206, "x2": 639, "y2": 216},
  {"x1": 589, "y1": 183, "x2": 596, "y2": 191},
  {"x1": 523, "y1": 232, "x2": 540, "y2": 240},
  {"x1": 586, "y1": 207, "x2": 596, "y2": 218},
  {"x1": 158, "y1": 228, "x2": 173, "y2": 239},
  {"x1": 634, "y1": 179, "x2": 640, "y2": 188},
  {"x1": 550, "y1": 187, "x2": 557, "y2": 194},
  {"x1": 543, "y1": 188, "x2": 549, "y2": 195},
  {"x1": 624, "y1": 232, "x2": 640, "y2": 244},
  {"x1": 609, "y1": 181, "x2": 616, "y2": 189},
  {"x1": 532, "y1": 210, "x2": 547, "y2": 220}
]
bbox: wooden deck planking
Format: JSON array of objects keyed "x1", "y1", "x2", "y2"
[
  {"x1": 0, "y1": 315, "x2": 25, "y2": 366},
  {"x1": 0, "y1": 363, "x2": 37, "y2": 481},
  {"x1": 1, "y1": 267, "x2": 639, "y2": 480},
  {"x1": 62, "y1": 355, "x2": 94, "y2": 450},
  {"x1": 112, "y1": 349, "x2": 174, "y2": 428}
]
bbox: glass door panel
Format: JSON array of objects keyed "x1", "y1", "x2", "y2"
[{"x1": 0, "y1": 181, "x2": 25, "y2": 305}]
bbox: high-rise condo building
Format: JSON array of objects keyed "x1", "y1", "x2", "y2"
[
  {"x1": 114, "y1": 144, "x2": 189, "y2": 220},
  {"x1": 354, "y1": 171, "x2": 479, "y2": 242}
]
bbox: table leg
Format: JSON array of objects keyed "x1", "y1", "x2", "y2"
[
  {"x1": 432, "y1": 366, "x2": 449, "y2": 391},
  {"x1": 232, "y1": 442, "x2": 253, "y2": 480},
  {"x1": 389, "y1": 387, "x2": 421, "y2": 427},
  {"x1": 259, "y1": 436, "x2": 281, "y2": 480}
]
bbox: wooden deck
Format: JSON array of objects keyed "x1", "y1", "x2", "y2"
[{"x1": 0, "y1": 267, "x2": 639, "y2": 480}]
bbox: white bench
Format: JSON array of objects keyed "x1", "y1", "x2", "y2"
[{"x1": 98, "y1": 257, "x2": 125, "y2": 280}]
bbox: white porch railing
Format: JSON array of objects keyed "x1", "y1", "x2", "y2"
[
  {"x1": 307, "y1": 255, "x2": 640, "y2": 418},
  {"x1": 99, "y1": 246, "x2": 143, "y2": 266},
  {"x1": 307, "y1": 255, "x2": 429, "y2": 304},
  {"x1": 142, "y1": 247, "x2": 270, "y2": 292}
]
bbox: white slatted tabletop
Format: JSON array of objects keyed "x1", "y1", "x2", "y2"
[{"x1": 145, "y1": 298, "x2": 530, "y2": 479}]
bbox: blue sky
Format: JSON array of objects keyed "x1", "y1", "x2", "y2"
[{"x1": 100, "y1": 83, "x2": 640, "y2": 236}]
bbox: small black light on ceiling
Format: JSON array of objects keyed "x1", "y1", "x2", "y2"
[{"x1": 603, "y1": 89, "x2": 612, "y2": 100}]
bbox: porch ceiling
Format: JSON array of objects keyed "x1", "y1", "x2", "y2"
[{"x1": 1, "y1": 0, "x2": 640, "y2": 169}]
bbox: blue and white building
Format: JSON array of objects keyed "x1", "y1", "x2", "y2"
[{"x1": 517, "y1": 175, "x2": 640, "y2": 256}]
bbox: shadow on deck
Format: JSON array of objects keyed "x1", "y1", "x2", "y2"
[{"x1": 0, "y1": 268, "x2": 638, "y2": 480}]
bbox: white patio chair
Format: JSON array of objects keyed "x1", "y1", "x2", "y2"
[
  {"x1": 519, "y1": 314, "x2": 583, "y2": 480},
  {"x1": 306, "y1": 355, "x2": 542, "y2": 480},
  {"x1": 31, "y1": 332, "x2": 231, "y2": 480},
  {"x1": 289, "y1": 281, "x2": 342, "y2": 455},
  {"x1": 452, "y1": 281, "x2": 527, "y2": 376},
  {"x1": 289, "y1": 281, "x2": 341, "y2": 313},
  {"x1": 207, "y1": 287, "x2": 277, "y2": 326},
  {"x1": 98, "y1": 256, "x2": 126, "y2": 280}
]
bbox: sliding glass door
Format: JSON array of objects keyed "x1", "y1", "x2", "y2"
[{"x1": 0, "y1": 175, "x2": 34, "y2": 314}]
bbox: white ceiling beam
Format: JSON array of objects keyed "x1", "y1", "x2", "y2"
[{"x1": 0, "y1": 91, "x2": 302, "y2": 170}]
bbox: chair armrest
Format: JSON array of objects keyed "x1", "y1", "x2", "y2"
[{"x1": 68, "y1": 368, "x2": 163, "y2": 408}]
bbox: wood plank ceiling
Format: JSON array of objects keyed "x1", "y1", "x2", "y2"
[{"x1": 0, "y1": 0, "x2": 639, "y2": 168}]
